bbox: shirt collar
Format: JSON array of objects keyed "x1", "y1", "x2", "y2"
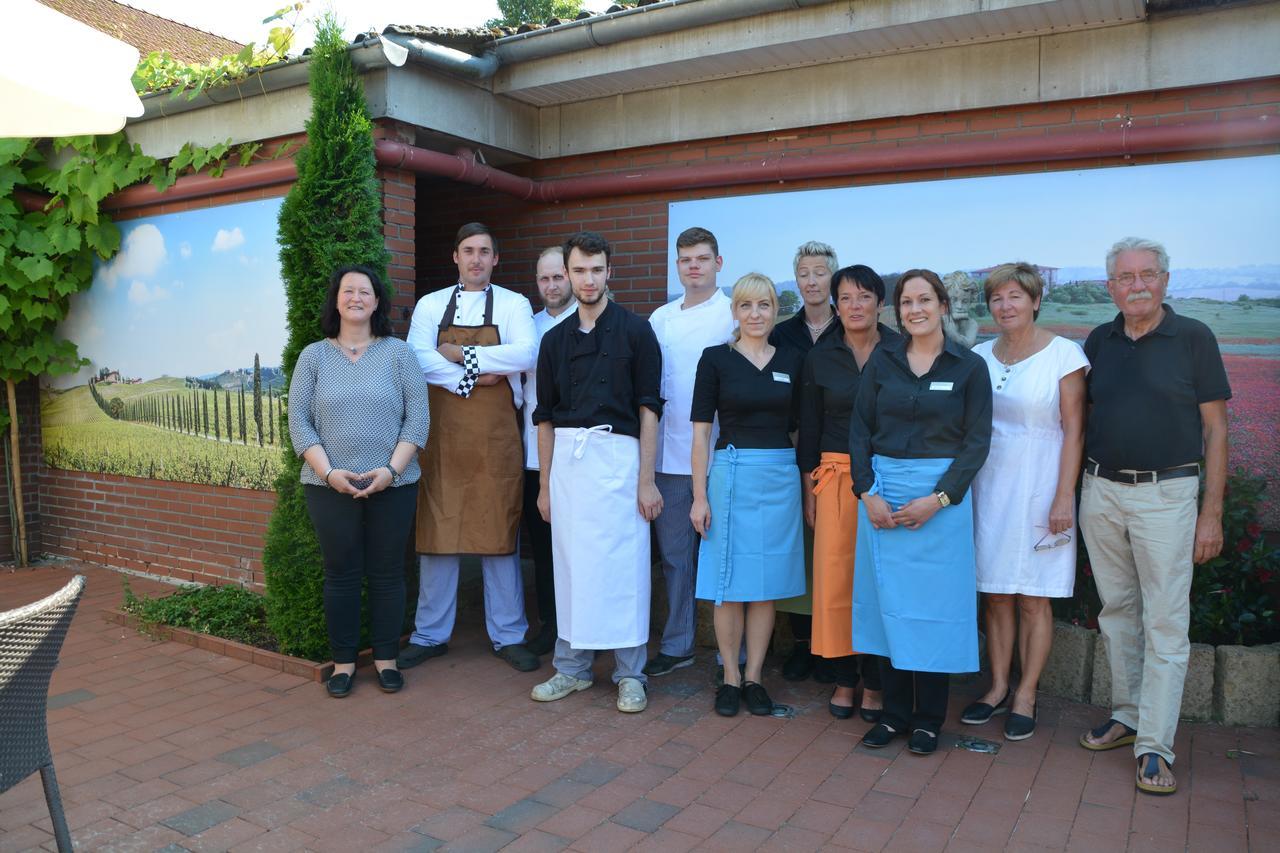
[
  {"x1": 1105, "y1": 302, "x2": 1178, "y2": 338},
  {"x1": 881, "y1": 329, "x2": 966, "y2": 362},
  {"x1": 455, "y1": 282, "x2": 492, "y2": 294}
]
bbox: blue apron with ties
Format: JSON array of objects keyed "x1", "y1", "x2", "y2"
[{"x1": 851, "y1": 454, "x2": 979, "y2": 673}]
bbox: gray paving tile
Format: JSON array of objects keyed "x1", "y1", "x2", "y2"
[
  {"x1": 564, "y1": 757, "x2": 624, "y2": 786},
  {"x1": 216, "y1": 741, "x2": 282, "y2": 768},
  {"x1": 611, "y1": 797, "x2": 680, "y2": 832},
  {"x1": 530, "y1": 779, "x2": 594, "y2": 807},
  {"x1": 439, "y1": 825, "x2": 517, "y2": 853},
  {"x1": 47, "y1": 688, "x2": 96, "y2": 710},
  {"x1": 294, "y1": 774, "x2": 363, "y2": 807},
  {"x1": 160, "y1": 800, "x2": 239, "y2": 836},
  {"x1": 484, "y1": 797, "x2": 558, "y2": 833}
]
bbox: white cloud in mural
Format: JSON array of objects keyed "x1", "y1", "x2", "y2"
[
  {"x1": 101, "y1": 224, "x2": 166, "y2": 289},
  {"x1": 128, "y1": 280, "x2": 170, "y2": 304},
  {"x1": 205, "y1": 319, "x2": 248, "y2": 350},
  {"x1": 211, "y1": 227, "x2": 245, "y2": 252},
  {"x1": 179, "y1": 241, "x2": 192, "y2": 259}
]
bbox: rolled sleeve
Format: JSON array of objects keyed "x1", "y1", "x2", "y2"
[
  {"x1": 287, "y1": 346, "x2": 322, "y2": 456},
  {"x1": 634, "y1": 321, "x2": 664, "y2": 419}
]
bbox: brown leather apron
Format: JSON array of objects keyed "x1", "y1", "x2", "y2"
[{"x1": 416, "y1": 287, "x2": 522, "y2": 555}]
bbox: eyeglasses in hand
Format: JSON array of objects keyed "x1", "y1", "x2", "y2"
[{"x1": 1033, "y1": 528, "x2": 1072, "y2": 552}]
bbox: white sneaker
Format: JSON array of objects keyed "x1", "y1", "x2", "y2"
[
  {"x1": 531, "y1": 672, "x2": 592, "y2": 702},
  {"x1": 616, "y1": 677, "x2": 647, "y2": 713}
]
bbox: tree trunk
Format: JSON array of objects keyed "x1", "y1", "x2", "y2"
[{"x1": 5, "y1": 379, "x2": 29, "y2": 567}]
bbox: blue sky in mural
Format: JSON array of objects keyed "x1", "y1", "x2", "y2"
[
  {"x1": 666, "y1": 155, "x2": 1280, "y2": 298},
  {"x1": 51, "y1": 198, "x2": 286, "y2": 389}
]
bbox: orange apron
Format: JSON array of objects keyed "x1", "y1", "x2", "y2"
[
  {"x1": 416, "y1": 287, "x2": 522, "y2": 556},
  {"x1": 811, "y1": 451, "x2": 858, "y2": 658}
]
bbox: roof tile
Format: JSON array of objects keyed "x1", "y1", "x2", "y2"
[{"x1": 38, "y1": 0, "x2": 245, "y2": 65}]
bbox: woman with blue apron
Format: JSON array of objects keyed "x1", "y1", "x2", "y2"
[
  {"x1": 849, "y1": 269, "x2": 992, "y2": 755},
  {"x1": 690, "y1": 273, "x2": 805, "y2": 718}
]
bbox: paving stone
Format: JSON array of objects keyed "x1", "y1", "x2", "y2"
[
  {"x1": 564, "y1": 758, "x2": 625, "y2": 786},
  {"x1": 47, "y1": 688, "x2": 97, "y2": 709},
  {"x1": 294, "y1": 774, "x2": 364, "y2": 807},
  {"x1": 161, "y1": 799, "x2": 240, "y2": 836},
  {"x1": 609, "y1": 798, "x2": 679, "y2": 832},
  {"x1": 483, "y1": 798, "x2": 559, "y2": 834},
  {"x1": 217, "y1": 741, "x2": 284, "y2": 768}
]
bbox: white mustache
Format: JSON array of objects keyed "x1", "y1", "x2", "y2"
[{"x1": 1126, "y1": 291, "x2": 1153, "y2": 303}]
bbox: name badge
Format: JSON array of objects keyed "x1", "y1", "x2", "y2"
[
  {"x1": 772, "y1": 372, "x2": 791, "y2": 383},
  {"x1": 929, "y1": 381, "x2": 954, "y2": 391}
]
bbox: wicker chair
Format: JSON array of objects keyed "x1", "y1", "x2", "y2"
[{"x1": 0, "y1": 574, "x2": 86, "y2": 852}]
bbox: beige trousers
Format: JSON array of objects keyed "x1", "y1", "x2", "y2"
[{"x1": 1079, "y1": 472, "x2": 1199, "y2": 765}]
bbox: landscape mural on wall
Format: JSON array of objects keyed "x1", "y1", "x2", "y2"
[
  {"x1": 41, "y1": 198, "x2": 288, "y2": 491},
  {"x1": 667, "y1": 154, "x2": 1280, "y2": 525}
]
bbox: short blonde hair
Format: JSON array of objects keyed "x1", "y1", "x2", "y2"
[
  {"x1": 730, "y1": 273, "x2": 778, "y2": 344},
  {"x1": 983, "y1": 262, "x2": 1044, "y2": 320}
]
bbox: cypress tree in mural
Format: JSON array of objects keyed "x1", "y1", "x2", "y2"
[
  {"x1": 225, "y1": 389, "x2": 232, "y2": 439},
  {"x1": 238, "y1": 383, "x2": 247, "y2": 443},
  {"x1": 202, "y1": 393, "x2": 210, "y2": 438},
  {"x1": 253, "y1": 353, "x2": 264, "y2": 446},
  {"x1": 263, "y1": 13, "x2": 390, "y2": 659},
  {"x1": 267, "y1": 389, "x2": 275, "y2": 445},
  {"x1": 213, "y1": 389, "x2": 220, "y2": 440}
]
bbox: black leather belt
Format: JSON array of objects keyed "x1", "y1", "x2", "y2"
[{"x1": 1085, "y1": 459, "x2": 1199, "y2": 485}]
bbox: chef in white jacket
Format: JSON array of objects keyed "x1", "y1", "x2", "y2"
[{"x1": 644, "y1": 226, "x2": 736, "y2": 677}]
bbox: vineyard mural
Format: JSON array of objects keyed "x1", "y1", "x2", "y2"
[
  {"x1": 668, "y1": 154, "x2": 1280, "y2": 525},
  {"x1": 40, "y1": 198, "x2": 288, "y2": 490}
]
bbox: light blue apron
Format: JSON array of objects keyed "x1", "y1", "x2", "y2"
[
  {"x1": 851, "y1": 454, "x2": 978, "y2": 673},
  {"x1": 696, "y1": 446, "x2": 806, "y2": 605}
]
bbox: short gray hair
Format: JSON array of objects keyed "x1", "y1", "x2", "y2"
[
  {"x1": 793, "y1": 241, "x2": 838, "y2": 277},
  {"x1": 1106, "y1": 237, "x2": 1169, "y2": 277}
]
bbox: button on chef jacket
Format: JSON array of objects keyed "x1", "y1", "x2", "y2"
[
  {"x1": 532, "y1": 300, "x2": 664, "y2": 435},
  {"x1": 522, "y1": 304, "x2": 576, "y2": 469},
  {"x1": 849, "y1": 334, "x2": 992, "y2": 506},
  {"x1": 649, "y1": 289, "x2": 736, "y2": 474}
]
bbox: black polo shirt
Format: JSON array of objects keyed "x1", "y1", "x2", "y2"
[
  {"x1": 690, "y1": 344, "x2": 803, "y2": 450},
  {"x1": 769, "y1": 310, "x2": 841, "y2": 356},
  {"x1": 849, "y1": 335, "x2": 992, "y2": 505},
  {"x1": 1083, "y1": 305, "x2": 1230, "y2": 471},
  {"x1": 798, "y1": 323, "x2": 902, "y2": 472},
  {"x1": 532, "y1": 299, "x2": 663, "y2": 438}
]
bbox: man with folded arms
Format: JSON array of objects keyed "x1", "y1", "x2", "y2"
[{"x1": 1077, "y1": 236, "x2": 1229, "y2": 798}]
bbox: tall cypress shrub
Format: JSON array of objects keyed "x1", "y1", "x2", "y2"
[{"x1": 262, "y1": 15, "x2": 389, "y2": 660}]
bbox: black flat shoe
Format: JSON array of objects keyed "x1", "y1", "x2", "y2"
[
  {"x1": 494, "y1": 643, "x2": 541, "y2": 672},
  {"x1": 1005, "y1": 706, "x2": 1037, "y2": 741},
  {"x1": 860, "y1": 722, "x2": 900, "y2": 748},
  {"x1": 960, "y1": 691, "x2": 1011, "y2": 725},
  {"x1": 743, "y1": 681, "x2": 774, "y2": 716},
  {"x1": 858, "y1": 706, "x2": 883, "y2": 723},
  {"x1": 396, "y1": 642, "x2": 449, "y2": 669},
  {"x1": 376, "y1": 668, "x2": 403, "y2": 693},
  {"x1": 715, "y1": 684, "x2": 741, "y2": 717},
  {"x1": 829, "y1": 701, "x2": 855, "y2": 719},
  {"x1": 326, "y1": 671, "x2": 354, "y2": 698},
  {"x1": 907, "y1": 728, "x2": 939, "y2": 755},
  {"x1": 781, "y1": 643, "x2": 814, "y2": 681}
]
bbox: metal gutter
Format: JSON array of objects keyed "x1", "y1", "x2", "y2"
[{"x1": 379, "y1": 33, "x2": 499, "y2": 81}]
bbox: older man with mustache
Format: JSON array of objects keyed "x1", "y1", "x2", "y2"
[{"x1": 1077, "y1": 237, "x2": 1230, "y2": 798}]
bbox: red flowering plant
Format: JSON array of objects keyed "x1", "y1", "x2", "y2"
[{"x1": 1060, "y1": 472, "x2": 1279, "y2": 646}]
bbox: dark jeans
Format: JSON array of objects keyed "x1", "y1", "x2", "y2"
[
  {"x1": 881, "y1": 658, "x2": 950, "y2": 734},
  {"x1": 304, "y1": 484, "x2": 417, "y2": 663},
  {"x1": 834, "y1": 654, "x2": 885, "y2": 690},
  {"x1": 522, "y1": 470, "x2": 555, "y2": 633}
]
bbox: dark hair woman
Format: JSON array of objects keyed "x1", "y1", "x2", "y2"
[
  {"x1": 289, "y1": 264, "x2": 430, "y2": 698},
  {"x1": 849, "y1": 268, "x2": 993, "y2": 754}
]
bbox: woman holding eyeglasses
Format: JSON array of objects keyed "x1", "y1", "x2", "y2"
[{"x1": 961, "y1": 263, "x2": 1088, "y2": 741}]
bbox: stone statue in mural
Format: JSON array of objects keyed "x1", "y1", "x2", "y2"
[{"x1": 942, "y1": 270, "x2": 981, "y2": 349}]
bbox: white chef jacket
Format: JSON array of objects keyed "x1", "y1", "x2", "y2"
[
  {"x1": 522, "y1": 303, "x2": 576, "y2": 470},
  {"x1": 648, "y1": 288, "x2": 736, "y2": 475},
  {"x1": 407, "y1": 283, "x2": 537, "y2": 408}
]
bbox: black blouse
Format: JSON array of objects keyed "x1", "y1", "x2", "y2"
[
  {"x1": 532, "y1": 300, "x2": 664, "y2": 438},
  {"x1": 849, "y1": 335, "x2": 992, "y2": 505},
  {"x1": 690, "y1": 344, "x2": 803, "y2": 450},
  {"x1": 797, "y1": 323, "x2": 902, "y2": 473},
  {"x1": 769, "y1": 311, "x2": 841, "y2": 357}
]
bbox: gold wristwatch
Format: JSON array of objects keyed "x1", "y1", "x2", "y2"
[{"x1": 935, "y1": 490, "x2": 951, "y2": 508}]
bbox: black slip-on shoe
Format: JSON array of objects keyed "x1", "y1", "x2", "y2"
[
  {"x1": 376, "y1": 668, "x2": 404, "y2": 693},
  {"x1": 861, "y1": 722, "x2": 900, "y2": 748},
  {"x1": 396, "y1": 642, "x2": 449, "y2": 669},
  {"x1": 743, "y1": 681, "x2": 774, "y2": 716},
  {"x1": 1004, "y1": 709, "x2": 1036, "y2": 741},
  {"x1": 494, "y1": 643, "x2": 541, "y2": 672},
  {"x1": 960, "y1": 691, "x2": 1011, "y2": 725},
  {"x1": 326, "y1": 671, "x2": 354, "y2": 698},
  {"x1": 643, "y1": 653, "x2": 695, "y2": 677},
  {"x1": 715, "y1": 683, "x2": 741, "y2": 717},
  {"x1": 907, "y1": 728, "x2": 939, "y2": 755},
  {"x1": 859, "y1": 706, "x2": 883, "y2": 723}
]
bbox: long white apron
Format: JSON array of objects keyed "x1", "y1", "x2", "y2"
[{"x1": 550, "y1": 426, "x2": 651, "y2": 649}]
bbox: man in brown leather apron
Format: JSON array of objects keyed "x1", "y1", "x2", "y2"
[{"x1": 400, "y1": 223, "x2": 540, "y2": 672}]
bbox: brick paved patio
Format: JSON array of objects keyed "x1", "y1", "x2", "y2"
[{"x1": 1, "y1": 561, "x2": 1276, "y2": 852}]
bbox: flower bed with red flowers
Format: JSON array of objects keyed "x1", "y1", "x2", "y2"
[{"x1": 1222, "y1": 354, "x2": 1280, "y2": 528}]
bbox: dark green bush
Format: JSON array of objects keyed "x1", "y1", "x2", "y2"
[{"x1": 122, "y1": 580, "x2": 274, "y2": 649}]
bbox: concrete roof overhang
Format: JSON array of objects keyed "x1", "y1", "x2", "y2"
[{"x1": 125, "y1": 0, "x2": 1280, "y2": 164}]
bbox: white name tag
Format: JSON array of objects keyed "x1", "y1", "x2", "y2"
[
  {"x1": 772, "y1": 372, "x2": 791, "y2": 383},
  {"x1": 929, "y1": 381, "x2": 954, "y2": 391}
]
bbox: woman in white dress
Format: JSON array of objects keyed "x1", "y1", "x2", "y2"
[{"x1": 963, "y1": 263, "x2": 1088, "y2": 741}]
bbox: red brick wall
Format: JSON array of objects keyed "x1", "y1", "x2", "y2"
[{"x1": 416, "y1": 76, "x2": 1280, "y2": 313}]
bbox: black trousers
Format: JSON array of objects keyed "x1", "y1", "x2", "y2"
[
  {"x1": 880, "y1": 658, "x2": 950, "y2": 734},
  {"x1": 789, "y1": 612, "x2": 812, "y2": 642},
  {"x1": 834, "y1": 654, "x2": 885, "y2": 690},
  {"x1": 522, "y1": 469, "x2": 555, "y2": 632},
  {"x1": 304, "y1": 484, "x2": 416, "y2": 663}
]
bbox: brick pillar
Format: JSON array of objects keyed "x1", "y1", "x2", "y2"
[
  {"x1": 0, "y1": 379, "x2": 42, "y2": 563},
  {"x1": 375, "y1": 121, "x2": 417, "y2": 338}
]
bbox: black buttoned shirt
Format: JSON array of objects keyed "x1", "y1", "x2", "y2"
[
  {"x1": 532, "y1": 299, "x2": 663, "y2": 438},
  {"x1": 690, "y1": 344, "x2": 804, "y2": 450},
  {"x1": 769, "y1": 310, "x2": 841, "y2": 357},
  {"x1": 797, "y1": 323, "x2": 903, "y2": 473},
  {"x1": 1083, "y1": 305, "x2": 1230, "y2": 471},
  {"x1": 849, "y1": 335, "x2": 993, "y2": 505}
]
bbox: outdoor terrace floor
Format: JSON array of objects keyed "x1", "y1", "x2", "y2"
[{"x1": 1, "y1": 561, "x2": 1276, "y2": 852}]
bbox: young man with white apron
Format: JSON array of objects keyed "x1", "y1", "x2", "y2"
[
  {"x1": 529, "y1": 231, "x2": 664, "y2": 713},
  {"x1": 521, "y1": 246, "x2": 576, "y2": 656},
  {"x1": 402, "y1": 222, "x2": 539, "y2": 672},
  {"x1": 645, "y1": 226, "x2": 735, "y2": 677}
]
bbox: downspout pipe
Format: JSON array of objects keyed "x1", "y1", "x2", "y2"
[
  {"x1": 380, "y1": 32, "x2": 500, "y2": 80},
  {"x1": 375, "y1": 115, "x2": 1279, "y2": 203}
]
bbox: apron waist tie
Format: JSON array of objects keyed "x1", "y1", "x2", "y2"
[
  {"x1": 572, "y1": 424, "x2": 613, "y2": 459},
  {"x1": 810, "y1": 459, "x2": 850, "y2": 496},
  {"x1": 714, "y1": 445, "x2": 740, "y2": 606}
]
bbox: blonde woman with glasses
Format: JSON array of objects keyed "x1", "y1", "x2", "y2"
[{"x1": 963, "y1": 263, "x2": 1088, "y2": 741}]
